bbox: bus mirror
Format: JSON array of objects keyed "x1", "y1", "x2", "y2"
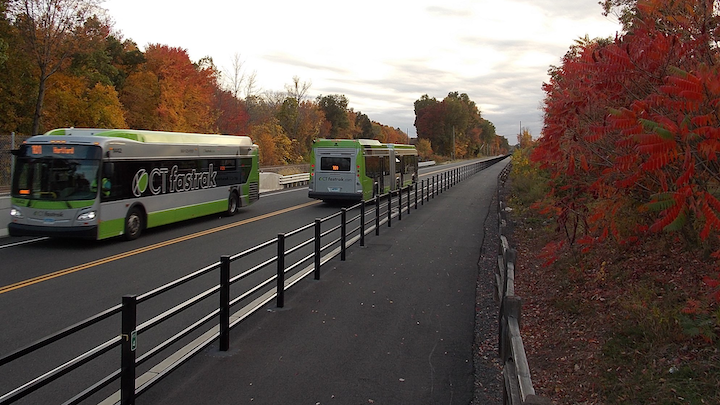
[{"x1": 11, "y1": 149, "x2": 21, "y2": 156}]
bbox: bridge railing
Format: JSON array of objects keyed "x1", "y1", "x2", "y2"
[{"x1": 0, "y1": 157, "x2": 507, "y2": 405}]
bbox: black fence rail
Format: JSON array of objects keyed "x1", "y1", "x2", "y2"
[
  {"x1": 1, "y1": 133, "x2": 32, "y2": 190},
  {"x1": 495, "y1": 163, "x2": 550, "y2": 405},
  {"x1": 0, "y1": 156, "x2": 507, "y2": 405}
]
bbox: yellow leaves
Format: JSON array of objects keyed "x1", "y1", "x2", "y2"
[
  {"x1": 43, "y1": 73, "x2": 127, "y2": 129},
  {"x1": 251, "y1": 121, "x2": 293, "y2": 166}
]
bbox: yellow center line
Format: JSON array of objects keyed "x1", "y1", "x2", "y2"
[{"x1": 0, "y1": 200, "x2": 321, "y2": 295}]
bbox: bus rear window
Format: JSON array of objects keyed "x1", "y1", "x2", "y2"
[{"x1": 320, "y1": 157, "x2": 351, "y2": 171}]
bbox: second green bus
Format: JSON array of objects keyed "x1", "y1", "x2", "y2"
[{"x1": 308, "y1": 139, "x2": 418, "y2": 202}]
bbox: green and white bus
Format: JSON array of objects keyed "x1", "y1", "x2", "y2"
[
  {"x1": 308, "y1": 138, "x2": 418, "y2": 202},
  {"x1": 9, "y1": 128, "x2": 259, "y2": 240}
]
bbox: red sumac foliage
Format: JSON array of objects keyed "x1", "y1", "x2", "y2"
[{"x1": 533, "y1": 0, "x2": 720, "y2": 299}]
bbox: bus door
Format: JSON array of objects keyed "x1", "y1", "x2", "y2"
[{"x1": 388, "y1": 150, "x2": 401, "y2": 190}]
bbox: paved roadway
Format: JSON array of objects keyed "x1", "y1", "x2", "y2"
[{"x1": 137, "y1": 159, "x2": 508, "y2": 405}]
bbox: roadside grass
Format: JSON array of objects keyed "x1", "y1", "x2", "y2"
[{"x1": 506, "y1": 149, "x2": 720, "y2": 404}]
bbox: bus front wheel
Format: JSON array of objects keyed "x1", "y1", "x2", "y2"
[
  {"x1": 227, "y1": 192, "x2": 239, "y2": 216},
  {"x1": 124, "y1": 208, "x2": 144, "y2": 240}
]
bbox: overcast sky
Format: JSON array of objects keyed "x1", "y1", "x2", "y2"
[{"x1": 103, "y1": 0, "x2": 622, "y2": 141}]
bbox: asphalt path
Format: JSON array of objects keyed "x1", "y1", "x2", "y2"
[{"x1": 137, "y1": 159, "x2": 508, "y2": 405}]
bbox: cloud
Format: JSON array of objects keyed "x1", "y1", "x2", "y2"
[{"x1": 104, "y1": 0, "x2": 622, "y2": 141}]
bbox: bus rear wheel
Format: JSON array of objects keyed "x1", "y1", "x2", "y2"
[
  {"x1": 124, "y1": 208, "x2": 144, "y2": 240},
  {"x1": 227, "y1": 192, "x2": 239, "y2": 216}
]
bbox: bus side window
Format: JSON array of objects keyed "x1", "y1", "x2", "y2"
[{"x1": 101, "y1": 162, "x2": 115, "y2": 200}]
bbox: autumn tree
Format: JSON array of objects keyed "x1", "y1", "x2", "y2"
[
  {"x1": 534, "y1": 0, "x2": 720, "y2": 257},
  {"x1": 517, "y1": 127, "x2": 533, "y2": 149},
  {"x1": 223, "y1": 52, "x2": 257, "y2": 100},
  {"x1": 121, "y1": 45, "x2": 219, "y2": 132},
  {"x1": 251, "y1": 119, "x2": 292, "y2": 165},
  {"x1": 414, "y1": 92, "x2": 501, "y2": 158},
  {"x1": 8, "y1": 0, "x2": 104, "y2": 134},
  {"x1": 214, "y1": 87, "x2": 249, "y2": 135},
  {"x1": 42, "y1": 72, "x2": 126, "y2": 128},
  {"x1": 0, "y1": 0, "x2": 36, "y2": 134},
  {"x1": 415, "y1": 138, "x2": 433, "y2": 160},
  {"x1": 215, "y1": 52, "x2": 254, "y2": 135}
]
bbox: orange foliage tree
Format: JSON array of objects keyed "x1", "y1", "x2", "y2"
[
  {"x1": 43, "y1": 73, "x2": 126, "y2": 128},
  {"x1": 123, "y1": 45, "x2": 218, "y2": 132}
]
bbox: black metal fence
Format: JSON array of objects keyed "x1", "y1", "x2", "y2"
[
  {"x1": 0, "y1": 156, "x2": 507, "y2": 405},
  {"x1": 1, "y1": 133, "x2": 32, "y2": 191}
]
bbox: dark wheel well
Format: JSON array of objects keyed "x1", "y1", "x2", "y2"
[
  {"x1": 123, "y1": 206, "x2": 145, "y2": 241},
  {"x1": 227, "y1": 191, "x2": 240, "y2": 216}
]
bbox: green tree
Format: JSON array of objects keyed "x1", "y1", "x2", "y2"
[
  {"x1": 316, "y1": 94, "x2": 350, "y2": 138},
  {"x1": 355, "y1": 112, "x2": 373, "y2": 139}
]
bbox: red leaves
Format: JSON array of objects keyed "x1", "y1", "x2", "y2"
[{"x1": 533, "y1": 0, "x2": 720, "y2": 305}]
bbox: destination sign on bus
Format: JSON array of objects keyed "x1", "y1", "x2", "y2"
[
  {"x1": 53, "y1": 146, "x2": 75, "y2": 155},
  {"x1": 24, "y1": 144, "x2": 101, "y2": 159}
]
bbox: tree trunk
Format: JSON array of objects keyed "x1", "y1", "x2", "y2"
[{"x1": 31, "y1": 72, "x2": 47, "y2": 136}]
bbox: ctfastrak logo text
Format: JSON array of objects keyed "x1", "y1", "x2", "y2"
[{"x1": 132, "y1": 164, "x2": 218, "y2": 197}]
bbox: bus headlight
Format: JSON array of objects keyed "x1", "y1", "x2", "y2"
[
  {"x1": 77, "y1": 211, "x2": 97, "y2": 221},
  {"x1": 10, "y1": 208, "x2": 23, "y2": 219}
]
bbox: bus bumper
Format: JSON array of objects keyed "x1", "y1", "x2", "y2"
[
  {"x1": 8, "y1": 223, "x2": 99, "y2": 239},
  {"x1": 308, "y1": 191, "x2": 363, "y2": 201}
]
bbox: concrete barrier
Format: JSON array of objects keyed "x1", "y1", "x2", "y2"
[
  {"x1": 1, "y1": 195, "x2": 9, "y2": 238},
  {"x1": 259, "y1": 172, "x2": 281, "y2": 193}
]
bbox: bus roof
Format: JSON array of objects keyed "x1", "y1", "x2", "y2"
[
  {"x1": 43, "y1": 128, "x2": 254, "y2": 147},
  {"x1": 312, "y1": 138, "x2": 416, "y2": 150}
]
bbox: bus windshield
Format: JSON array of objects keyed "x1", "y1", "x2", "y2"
[{"x1": 12, "y1": 157, "x2": 100, "y2": 201}]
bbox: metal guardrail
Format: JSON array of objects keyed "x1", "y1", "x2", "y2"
[
  {"x1": 277, "y1": 173, "x2": 309, "y2": 187},
  {"x1": 0, "y1": 156, "x2": 507, "y2": 405},
  {"x1": 495, "y1": 163, "x2": 550, "y2": 405}
]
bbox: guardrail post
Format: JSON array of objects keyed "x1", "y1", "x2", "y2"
[
  {"x1": 121, "y1": 295, "x2": 137, "y2": 405},
  {"x1": 415, "y1": 181, "x2": 418, "y2": 209},
  {"x1": 314, "y1": 219, "x2": 321, "y2": 280},
  {"x1": 406, "y1": 186, "x2": 411, "y2": 215},
  {"x1": 219, "y1": 255, "x2": 230, "y2": 351},
  {"x1": 277, "y1": 234, "x2": 285, "y2": 308},
  {"x1": 398, "y1": 187, "x2": 402, "y2": 221},
  {"x1": 341, "y1": 208, "x2": 347, "y2": 261},
  {"x1": 375, "y1": 195, "x2": 380, "y2": 235},
  {"x1": 500, "y1": 296, "x2": 522, "y2": 361},
  {"x1": 360, "y1": 201, "x2": 366, "y2": 247}
]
